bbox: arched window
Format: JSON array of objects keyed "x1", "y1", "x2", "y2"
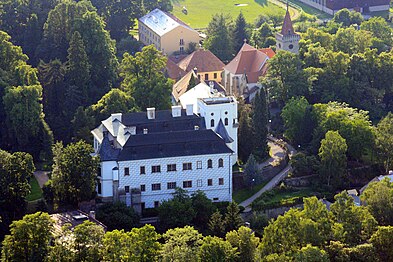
[
  {"x1": 211, "y1": 119, "x2": 215, "y2": 127},
  {"x1": 207, "y1": 159, "x2": 213, "y2": 168},
  {"x1": 218, "y1": 158, "x2": 224, "y2": 168},
  {"x1": 224, "y1": 118, "x2": 228, "y2": 126}
]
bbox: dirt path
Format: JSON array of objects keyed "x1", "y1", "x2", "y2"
[{"x1": 34, "y1": 171, "x2": 50, "y2": 188}]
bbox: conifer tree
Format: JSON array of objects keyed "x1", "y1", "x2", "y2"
[
  {"x1": 224, "y1": 202, "x2": 243, "y2": 232},
  {"x1": 232, "y1": 12, "x2": 249, "y2": 53},
  {"x1": 253, "y1": 89, "x2": 269, "y2": 160},
  {"x1": 238, "y1": 100, "x2": 254, "y2": 162},
  {"x1": 208, "y1": 211, "x2": 226, "y2": 237},
  {"x1": 204, "y1": 14, "x2": 233, "y2": 62}
]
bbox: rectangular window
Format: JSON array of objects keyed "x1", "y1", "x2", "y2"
[
  {"x1": 140, "y1": 166, "x2": 145, "y2": 175},
  {"x1": 152, "y1": 183, "x2": 161, "y2": 191},
  {"x1": 197, "y1": 161, "x2": 202, "y2": 169},
  {"x1": 213, "y1": 197, "x2": 219, "y2": 201},
  {"x1": 214, "y1": 73, "x2": 218, "y2": 79},
  {"x1": 197, "y1": 179, "x2": 202, "y2": 187},
  {"x1": 180, "y1": 46, "x2": 184, "y2": 53},
  {"x1": 154, "y1": 201, "x2": 160, "y2": 208},
  {"x1": 124, "y1": 167, "x2": 130, "y2": 176},
  {"x1": 167, "y1": 182, "x2": 177, "y2": 189},
  {"x1": 183, "y1": 163, "x2": 192, "y2": 170},
  {"x1": 205, "y1": 73, "x2": 209, "y2": 81},
  {"x1": 167, "y1": 164, "x2": 177, "y2": 172},
  {"x1": 180, "y1": 38, "x2": 184, "y2": 45},
  {"x1": 219, "y1": 178, "x2": 224, "y2": 185},
  {"x1": 125, "y1": 186, "x2": 130, "y2": 193},
  {"x1": 141, "y1": 202, "x2": 145, "y2": 210},
  {"x1": 183, "y1": 180, "x2": 192, "y2": 188},
  {"x1": 208, "y1": 179, "x2": 213, "y2": 186},
  {"x1": 140, "y1": 184, "x2": 146, "y2": 192},
  {"x1": 152, "y1": 165, "x2": 161, "y2": 173},
  {"x1": 97, "y1": 181, "x2": 102, "y2": 194}
]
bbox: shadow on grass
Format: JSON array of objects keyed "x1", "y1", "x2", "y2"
[{"x1": 255, "y1": 0, "x2": 268, "y2": 7}]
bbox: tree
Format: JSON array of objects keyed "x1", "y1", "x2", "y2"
[
  {"x1": 370, "y1": 226, "x2": 393, "y2": 261},
  {"x1": 1, "y1": 212, "x2": 53, "y2": 261},
  {"x1": 318, "y1": 131, "x2": 347, "y2": 189},
  {"x1": 332, "y1": 9, "x2": 363, "y2": 27},
  {"x1": 120, "y1": 45, "x2": 172, "y2": 110},
  {"x1": 330, "y1": 192, "x2": 377, "y2": 246},
  {"x1": 158, "y1": 188, "x2": 196, "y2": 230},
  {"x1": 251, "y1": 22, "x2": 274, "y2": 48},
  {"x1": 191, "y1": 191, "x2": 215, "y2": 230},
  {"x1": 226, "y1": 226, "x2": 259, "y2": 262},
  {"x1": 375, "y1": 112, "x2": 393, "y2": 172},
  {"x1": 294, "y1": 245, "x2": 329, "y2": 262},
  {"x1": 232, "y1": 12, "x2": 249, "y2": 53},
  {"x1": 244, "y1": 154, "x2": 259, "y2": 187},
  {"x1": 198, "y1": 236, "x2": 238, "y2": 262},
  {"x1": 224, "y1": 202, "x2": 243, "y2": 232},
  {"x1": 66, "y1": 31, "x2": 90, "y2": 106},
  {"x1": 361, "y1": 17, "x2": 393, "y2": 47},
  {"x1": 361, "y1": 178, "x2": 393, "y2": 226},
  {"x1": 90, "y1": 88, "x2": 137, "y2": 124},
  {"x1": 208, "y1": 211, "x2": 226, "y2": 237},
  {"x1": 252, "y1": 90, "x2": 269, "y2": 160},
  {"x1": 73, "y1": 221, "x2": 104, "y2": 262},
  {"x1": 204, "y1": 14, "x2": 233, "y2": 62},
  {"x1": 238, "y1": 99, "x2": 254, "y2": 162},
  {"x1": 51, "y1": 141, "x2": 99, "y2": 206},
  {"x1": 71, "y1": 106, "x2": 95, "y2": 143},
  {"x1": 96, "y1": 202, "x2": 140, "y2": 231},
  {"x1": 161, "y1": 226, "x2": 202, "y2": 262}
]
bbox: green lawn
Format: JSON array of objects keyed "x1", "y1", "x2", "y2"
[
  {"x1": 288, "y1": 0, "x2": 332, "y2": 20},
  {"x1": 26, "y1": 177, "x2": 43, "y2": 202},
  {"x1": 171, "y1": 0, "x2": 286, "y2": 29},
  {"x1": 233, "y1": 181, "x2": 268, "y2": 204}
]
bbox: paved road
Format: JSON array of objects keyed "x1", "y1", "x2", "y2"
[{"x1": 34, "y1": 171, "x2": 50, "y2": 188}]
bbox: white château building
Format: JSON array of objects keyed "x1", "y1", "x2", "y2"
[{"x1": 91, "y1": 100, "x2": 238, "y2": 210}]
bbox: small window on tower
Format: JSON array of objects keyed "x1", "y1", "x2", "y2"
[{"x1": 289, "y1": 44, "x2": 294, "y2": 49}]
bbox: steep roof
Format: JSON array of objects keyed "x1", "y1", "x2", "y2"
[
  {"x1": 118, "y1": 129, "x2": 233, "y2": 161},
  {"x1": 177, "y1": 49, "x2": 225, "y2": 73},
  {"x1": 281, "y1": 9, "x2": 295, "y2": 36},
  {"x1": 98, "y1": 132, "x2": 120, "y2": 161},
  {"x1": 215, "y1": 119, "x2": 234, "y2": 143},
  {"x1": 166, "y1": 58, "x2": 186, "y2": 80},
  {"x1": 139, "y1": 8, "x2": 196, "y2": 37},
  {"x1": 224, "y1": 43, "x2": 269, "y2": 81},
  {"x1": 172, "y1": 70, "x2": 199, "y2": 102},
  {"x1": 259, "y1": 48, "x2": 276, "y2": 59}
]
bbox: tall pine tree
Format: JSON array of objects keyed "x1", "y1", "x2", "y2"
[
  {"x1": 238, "y1": 99, "x2": 254, "y2": 162},
  {"x1": 232, "y1": 12, "x2": 249, "y2": 53},
  {"x1": 204, "y1": 14, "x2": 233, "y2": 62},
  {"x1": 253, "y1": 90, "x2": 269, "y2": 160}
]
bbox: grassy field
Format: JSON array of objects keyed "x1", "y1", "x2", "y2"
[
  {"x1": 288, "y1": 0, "x2": 332, "y2": 20},
  {"x1": 233, "y1": 181, "x2": 268, "y2": 204},
  {"x1": 171, "y1": 0, "x2": 286, "y2": 29},
  {"x1": 26, "y1": 177, "x2": 43, "y2": 202}
]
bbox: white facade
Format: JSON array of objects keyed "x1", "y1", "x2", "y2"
[
  {"x1": 198, "y1": 97, "x2": 238, "y2": 164},
  {"x1": 118, "y1": 154, "x2": 232, "y2": 208}
]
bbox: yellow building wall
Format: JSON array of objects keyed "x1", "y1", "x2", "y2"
[
  {"x1": 197, "y1": 70, "x2": 223, "y2": 83},
  {"x1": 138, "y1": 22, "x2": 161, "y2": 51},
  {"x1": 160, "y1": 26, "x2": 200, "y2": 55}
]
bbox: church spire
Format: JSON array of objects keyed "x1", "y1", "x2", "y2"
[{"x1": 281, "y1": 4, "x2": 295, "y2": 36}]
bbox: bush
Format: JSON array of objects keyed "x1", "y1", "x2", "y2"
[
  {"x1": 96, "y1": 202, "x2": 139, "y2": 231},
  {"x1": 42, "y1": 180, "x2": 54, "y2": 204}
]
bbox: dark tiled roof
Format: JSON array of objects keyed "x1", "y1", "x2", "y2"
[
  {"x1": 99, "y1": 132, "x2": 120, "y2": 161},
  {"x1": 118, "y1": 129, "x2": 233, "y2": 161},
  {"x1": 121, "y1": 109, "x2": 206, "y2": 134},
  {"x1": 215, "y1": 119, "x2": 234, "y2": 143}
]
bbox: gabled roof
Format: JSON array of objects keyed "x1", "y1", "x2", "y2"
[
  {"x1": 118, "y1": 129, "x2": 233, "y2": 161},
  {"x1": 98, "y1": 132, "x2": 120, "y2": 161},
  {"x1": 215, "y1": 119, "x2": 234, "y2": 143},
  {"x1": 177, "y1": 49, "x2": 225, "y2": 73},
  {"x1": 166, "y1": 58, "x2": 186, "y2": 80},
  {"x1": 224, "y1": 43, "x2": 269, "y2": 81},
  {"x1": 139, "y1": 8, "x2": 196, "y2": 37},
  {"x1": 172, "y1": 70, "x2": 199, "y2": 102},
  {"x1": 281, "y1": 9, "x2": 296, "y2": 36},
  {"x1": 259, "y1": 48, "x2": 276, "y2": 59}
]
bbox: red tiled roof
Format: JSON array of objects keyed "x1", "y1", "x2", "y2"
[
  {"x1": 177, "y1": 49, "x2": 225, "y2": 73},
  {"x1": 224, "y1": 43, "x2": 269, "y2": 78},
  {"x1": 259, "y1": 48, "x2": 276, "y2": 59},
  {"x1": 166, "y1": 59, "x2": 186, "y2": 80},
  {"x1": 281, "y1": 9, "x2": 295, "y2": 36},
  {"x1": 172, "y1": 70, "x2": 199, "y2": 101}
]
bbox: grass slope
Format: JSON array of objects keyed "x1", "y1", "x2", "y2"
[
  {"x1": 26, "y1": 177, "x2": 43, "y2": 202},
  {"x1": 172, "y1": 0, "x2": 285, "y2": 28}
]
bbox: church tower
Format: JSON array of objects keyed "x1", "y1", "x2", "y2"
[{"x1": 275, "y1": 4, "x2": 300, "y2": 54}]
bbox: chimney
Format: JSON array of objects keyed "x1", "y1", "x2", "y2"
[
  {"x1": 111, "y1": 113, "x2": 122, "y2": 122},
  {"x1": 193, "y1": 67, "x2": 198, "y2": 75},
  {"x1": 147, "y1": 108, "x2": 155, "y2": 120},
  {"x1": 143, "y1": 128, "x2": 148, "y2": 134},
  {"x1": 209, "y1": 81, "x2": 215, "y2": 93},
  {"x1": 171, "y1": 105, "x2": 182, "y2": 117},
  {"x1": 186, "y1": 104, "x2": 193, "y2": 116},
  {"x1": 194, "y1": 125, "x2": 199, "y2": 130},
  {"x1": 129, "y1": 126, "x2": 136, "y2": 135}
]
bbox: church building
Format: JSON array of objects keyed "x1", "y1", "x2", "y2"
[{"x1": 275, "y1": 7, "x2": 300, "y2": 54}]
